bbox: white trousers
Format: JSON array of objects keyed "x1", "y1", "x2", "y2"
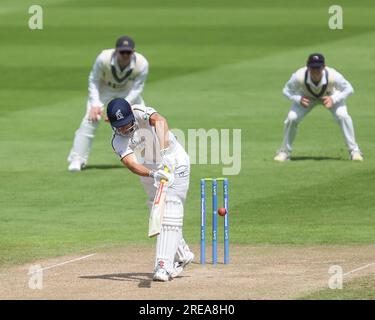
[
  {"x1": 68, "y1": 94, "x2": 144, "y2": 164},
  {"x1": 280, "y1": 102, "x2": 360, "y2": 153}
]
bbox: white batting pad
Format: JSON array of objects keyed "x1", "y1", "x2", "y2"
[
  {"x1": 162, "y1": 196, "x2": 184, "y2": 227},
  {"x1": 155, "y1": 225, "x2": 182, "y2": 273},
  {"x1": 175, "y1": 238, "x2": 192, "y2": 263}
]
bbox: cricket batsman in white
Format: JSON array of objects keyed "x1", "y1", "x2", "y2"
[
  {"x1": 107, "y1": 98, "x2": 194, "y2": 281},
  {"x1": 68, "y1": 36, "x2": 149, "y2": 171},
  {"x1": 274, "y1": 53, "x2": 363, "y2": 162}
]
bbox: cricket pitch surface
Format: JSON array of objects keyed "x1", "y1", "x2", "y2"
[{"x1": 1, "y1": 245, "x2": 374, "y2": 299}]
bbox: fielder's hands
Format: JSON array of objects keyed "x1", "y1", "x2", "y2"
[
  {"x1": 321, "y1": 96, "x2": 333, "y2": 109},
  {"x1": 300, "y1": 96, "x2": 310, "y2": 108},
  {"x1": 89, "y1": 106, "x2": 103, "y2": 122},
  {"x1": 160, "y1": 147, "x2": 177, "y2": 172},
  {"x1": 150, "y1": 169, "x2": 174, "y2": 188}
]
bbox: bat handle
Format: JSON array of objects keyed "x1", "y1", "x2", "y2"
[{"x1": 160, "y1": 166, "x2": 169, "y2": 184}]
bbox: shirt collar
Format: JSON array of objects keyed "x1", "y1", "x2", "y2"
[
  {"x1": 306, "y1": 68, "x2": 327, "y2": 88},
  {"x1": 111, "y1": 52, "x2": 136, "y2": 73}
]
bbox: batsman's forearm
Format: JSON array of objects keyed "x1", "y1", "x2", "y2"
[
  {"x1": 155, "y1": 118, "x2": 170, "y2": 150},
  {"x1": 122, "y1": 156, "x2": 151, "y2": 177}
]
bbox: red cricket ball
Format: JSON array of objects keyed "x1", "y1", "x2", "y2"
[{"x1": 218, "y1": 207, "x2": 227, "y2": 216}]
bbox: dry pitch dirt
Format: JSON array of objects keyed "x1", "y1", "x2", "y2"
[{"x1": 0, "y1": 245, "x2": 374, "y2": 300}]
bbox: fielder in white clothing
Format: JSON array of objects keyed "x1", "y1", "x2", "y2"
[
  {"x1": 274, "y1": 53, "x2": 363, "y2": 162},
  {"x1": 107, "y1": 98, "x2": 194, "y2": 282},
  {"x1": 68, "y1": 35, "x2": 149, "y2": 171}
]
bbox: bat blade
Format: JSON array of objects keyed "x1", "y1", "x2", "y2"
[{"x1": 148, "y1": 180, "x2": 167, "y2": 238}]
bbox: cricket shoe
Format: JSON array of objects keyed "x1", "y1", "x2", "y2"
[
  {"x1": 170, "y1": 252, "x2": 194, "y2": 278},
  {"x1": 350, "y1": 150, "x2": 364, "y2": 161},
  {"x1": 274, "y1": 151, "x2": 290, "y2": 162},
  {"x1": 153, "y1": 267, "x2": 171, "y2": 282},
  {"x1": 68, "y1": 159, "x2": 85, "y2": 172}
]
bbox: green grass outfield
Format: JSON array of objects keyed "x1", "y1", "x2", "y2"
[{"x1": 1, "y1": 0, "x2": 375, "y2": 269}]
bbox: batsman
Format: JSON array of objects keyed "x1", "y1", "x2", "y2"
[{"x1": 107, "y1": 98, "x2": 194, "y2": 282}]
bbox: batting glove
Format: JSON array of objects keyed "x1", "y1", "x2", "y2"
[{"x1": 149, "y1": 168, "x2": 174, "y2": 188}]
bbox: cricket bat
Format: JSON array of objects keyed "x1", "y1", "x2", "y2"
[{"x1": 148, "y1": 167, "x2": 169, "y2": 237}]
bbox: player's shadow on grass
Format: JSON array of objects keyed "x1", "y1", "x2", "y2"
[
  {"x1": 291, "y1": 156, "x2": 342, "y2": 161},
  {"x1": 84, "y1": 164, "x2": 124, "y2": 170},
  {"x1": 80, "y1": 273, "x2": 153, "y2": 288}
]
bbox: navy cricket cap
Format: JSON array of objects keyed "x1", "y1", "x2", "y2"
[
  {"x1": 107, "y1": 98, "x2": 135, "y2": 128},
  {"x1": 307, "y1": 53, "x2": 325, "y2": 68},
  {"x1": 115, "y1": 35, "x2": 135, "y2": 51}
]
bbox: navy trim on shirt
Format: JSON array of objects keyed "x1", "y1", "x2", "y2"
[
  {"x1": 304, "y1": 69, "x2": 329, "y2": 98},
  {"x1": 111, "y1": 65, "x2": 133, "y2": 83}
]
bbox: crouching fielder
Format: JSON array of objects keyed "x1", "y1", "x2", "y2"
[
  {"x1": 274, "y1": 53, "x2": 363, "y2": 162},
  {"x1": 107, "y1": 98, "x2": 194, "y2": 282},
  {"x1": 67, "y1": 36, "x2": 148, "y2": 172}
]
